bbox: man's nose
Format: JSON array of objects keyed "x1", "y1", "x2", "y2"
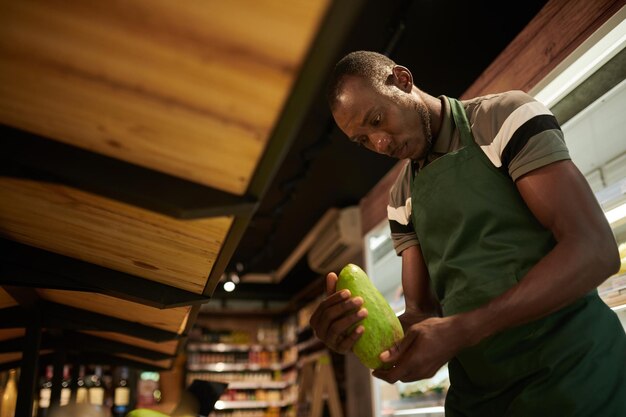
[{"x1": 372, "y1": 133, "x2": 391, "y2": 154}]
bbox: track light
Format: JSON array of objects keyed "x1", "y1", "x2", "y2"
[
  {"x1": 222, "y1": 270, "x2": 241, "y2": 292},
  {"x1": 223, "y1": 280, "x2": 235, "y2": 292}
]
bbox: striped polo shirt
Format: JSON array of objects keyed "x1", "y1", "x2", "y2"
[{"x1": 388, "y1": 90, "x2": 570, "y2": 255}]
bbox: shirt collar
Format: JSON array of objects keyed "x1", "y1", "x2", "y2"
[
  {"x1": 411, "y1": 96, "x2": 456, "y2": 173},
  {"x1": 431, "y1": 95, "x2": 454, "y2": 155}
]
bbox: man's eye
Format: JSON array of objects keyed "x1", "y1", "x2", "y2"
[{"x1": 372, "y1": 114, "x2": 381, "y2": 126}]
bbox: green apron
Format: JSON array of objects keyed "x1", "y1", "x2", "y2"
[{"x1": 410, "y1": 97, "x2": 626, "y2": 416}]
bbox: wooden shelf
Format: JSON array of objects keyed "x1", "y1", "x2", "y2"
[
  {"x1": 186, "y1": 342, "x2": 289, "y2": 352},
  {"x1": 227, "y1": 380, "x2": 292, "y2": 390},
  {"x1": 296, "y1": 336, "x2": 323, "y2": 353},
  {"x1": 214, "y1": 399, "x2": 295, "y2": 410},
  {"x1": 187, "y1": 359, "x2": 297, "y2": 372}
]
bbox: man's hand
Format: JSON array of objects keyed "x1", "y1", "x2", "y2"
[
  {"x1": 372, "y1": 316, "x2": 464, "y2": 383},
  {"x1": 309, "y1": 272, "x2": 368, "y2": 354}
]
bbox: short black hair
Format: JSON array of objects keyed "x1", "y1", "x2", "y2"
[{"x1": 326, "y1": 51, "x2": 396, "y2": 110}]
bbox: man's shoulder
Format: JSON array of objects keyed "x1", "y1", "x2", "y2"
[
  {"x1": 461, "y1": 90, "x2": 548, "y2": 146},
  {"x1": 462, "y1": 90, "x2": 537, "y2": 118}
]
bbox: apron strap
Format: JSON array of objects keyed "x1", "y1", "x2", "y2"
[{"x1": 447, "y1": 98, "x2": 474, "y2": 148}]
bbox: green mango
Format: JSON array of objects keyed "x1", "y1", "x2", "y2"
[
  {"x1": 125, "y1": 409, "x2": 170, "y2": 417},
  {"x1": 336, "y1": 263, "x2": 404, "y2": 370}
]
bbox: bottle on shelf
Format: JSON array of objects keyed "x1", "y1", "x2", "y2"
[
  {"x1": 75, "y1": 365, "x2": 88, "y2": 404},
  {"x1": 0, "y1": 369, "x2": 18, "y2": 417},
  {"x1": 60, "y1": 365, "x2": 71, "y2": 407},
  {"x1": 111, "y1": 366, "x2": 131, "y2": 417},
  {"x1": 37, "y1": 365, "x2": 53, "y2": 417},
  {"x1": 88, "y1": 366, "x2": 105, "y2": 408}
]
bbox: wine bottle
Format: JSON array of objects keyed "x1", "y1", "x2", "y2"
[
  {"x1": 111, "y1": 366, "x2": 131, "y2": 417},
  {"x1": 88, "y1": 366, "x2": 105, "y2": 408},
  {"x1": 37, "y1": 365, "x2": 53, "y2": 417},
  {"x1": 75, "y1": 365, "x2": 88, "y2": 404},
  {"x1": 0, "y1": 369, "x2": 18, "y2": 417},
  {"x1": 60, "y1": 365, "x2": 71, "y2": 407}
]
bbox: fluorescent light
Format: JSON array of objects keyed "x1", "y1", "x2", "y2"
[
  {"x1": 393, "y1": 406, "x2": 445, "y2": 415},
  {"x1": 531, "y1": 11, "x2": 626, "y2": 108},
  {"x1": 605, "y1": 202, "x2": 626, "y2": 224}
]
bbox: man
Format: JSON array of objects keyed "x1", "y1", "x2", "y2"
[{"x1": 310, "y1": 50, "x2": 626, "y2": 416}]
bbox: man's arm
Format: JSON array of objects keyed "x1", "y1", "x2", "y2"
[
  {"x1": 374, "y1": 159, "x2": 619, "y2": 382},
  {"x1": 398, "y1": 245, "x2": 441, "y2": 331},
  {"x1": 458, "y1": 159, "x2": 619, "y2": 344}
]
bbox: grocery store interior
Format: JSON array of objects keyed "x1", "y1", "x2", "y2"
[{"x1": 0, "y1": 0, "x2": 625, "y2": 416}]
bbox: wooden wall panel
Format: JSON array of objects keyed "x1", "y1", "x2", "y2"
[
  {"x1": 37, "y1": 290, "x2": 191, "y2": 334},
  {"x1": 462, "y1": 0, "x2": 625, "y2": 98},
  {"x1": 0, "y1": 178, "x2": 232, "y2": 293},
  {"x1": 0, "y1": 0, "x2": 331, "y2": 195}
]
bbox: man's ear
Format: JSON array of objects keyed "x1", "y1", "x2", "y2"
[{"x1": 391, "y1": 66, "x2": 413, "y2": 93}]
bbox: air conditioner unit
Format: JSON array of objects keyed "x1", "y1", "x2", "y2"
[{"x1": 307, "y1": 206, "x2": 362, "y2": 274}]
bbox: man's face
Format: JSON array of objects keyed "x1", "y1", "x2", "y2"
[{"x1": 331, "y1": 75, "x2": 432, "y2": 161}]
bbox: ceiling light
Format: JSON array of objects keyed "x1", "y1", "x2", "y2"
[{"x1": 223, "y1": 280, "x2": 236, "y2": 292}]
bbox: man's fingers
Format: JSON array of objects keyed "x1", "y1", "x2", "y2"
[
  {"x1": 379, "y1": 329, "x2": 415, "y2": 364},
  {"x1": 310, "y1": 296, "x2": 366, "y2": 353},
  {"x1": 335, "y1": 324, "x2": 364, "y2": 353},
  {"x1": 379, "y1": 344, "x2": 401, "y2": 363},
  {"x1": 372, "y1": 330, "x2": 418, "y2": 382},
  {"x1": 315, "y1": 303, "x2": 366, "y2": 348},
  {"x1": 310, "y1": 290, "x2": 354, "y2": 334},
  {"x1": 326, "y1": 272, "x2": 338, "y2": 296}
]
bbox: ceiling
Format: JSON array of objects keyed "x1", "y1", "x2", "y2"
[
  {"x1": 0, "y1": 0, "x2": 336, "y2": 376},
  {"x1": 0, "y1": 0, "x2": 552, "y2": 381}
]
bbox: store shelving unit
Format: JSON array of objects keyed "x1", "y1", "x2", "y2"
[
  {"x1": 185, "y1": 322, "x2": 300, "y2": 417},
  {"x1": 184, "y1": 293, "x2": 347, "y2": 417}
]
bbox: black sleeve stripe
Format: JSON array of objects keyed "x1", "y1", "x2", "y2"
[
  {"x1": 501, "y1": 114, "x2": 561, "y2": 170},
  {"x1": 389, "y1": 219, "x2": 413, "y2": 234}
]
